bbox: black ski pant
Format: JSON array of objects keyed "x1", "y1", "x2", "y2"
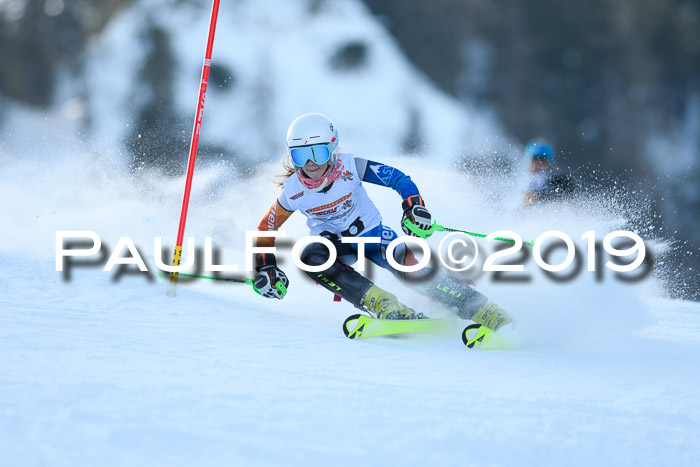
[{"x1": 299, "y1": 241, "x2": 487, "y2": 318}]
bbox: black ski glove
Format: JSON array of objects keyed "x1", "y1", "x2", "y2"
[
  {"x1": 254, "y1": 254, "x2": 289, "y2": 299},
  {"x1": 401, "y1": 194, "x2": 433, "y2": 237}
]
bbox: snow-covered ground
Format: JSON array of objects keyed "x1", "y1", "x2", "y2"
[
  {"x1": 1, "y1": 151, "x2": 699, "y2": 466},
  {"x1": 1, "y1": 0, "x2": 698, "y2": 464}
]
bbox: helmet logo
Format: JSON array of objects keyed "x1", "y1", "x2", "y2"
[{"x1": 330, "y1": 123, "x2": 334, "y2": 132}]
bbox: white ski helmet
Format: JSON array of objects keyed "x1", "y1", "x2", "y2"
[{"x1": 286, "y1": 113, "x2": 340, "y2": 192}]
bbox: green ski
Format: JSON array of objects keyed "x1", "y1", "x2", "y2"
[
  {"x1": 462, "y1": 323, "x2": 510, "y2": 350},
  {"x1": 343, "y1": 314, "x2": 450, "y2": 339}
]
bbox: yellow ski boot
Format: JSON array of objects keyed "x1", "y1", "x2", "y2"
[
  {"x1": 471, "y1": 302, "x2": 512, "y2": 331},
  {"x1": 362, "y1": 285, "x2": 416, "y2": 320}
]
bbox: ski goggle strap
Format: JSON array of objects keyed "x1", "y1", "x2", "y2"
[{"x1": 290, "y1": 144, "x2": 331, "y2": 167}]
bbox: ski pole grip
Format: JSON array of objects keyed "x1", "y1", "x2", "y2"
[
  {"x1": 403, "y1": 219, "x2": 441, "y2": 239},
  {"x1": 249, "y1": 278, "x2": 285, "y2": 297},
  {"x1": 246, "y1": 278, "x2": 263, "y2": 296}
]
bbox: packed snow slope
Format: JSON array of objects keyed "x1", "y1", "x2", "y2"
[{"x1": 1, "y1": 152, "x2": 699, "y2": 466}]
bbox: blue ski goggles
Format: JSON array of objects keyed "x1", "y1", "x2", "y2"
[{"x1": 290, "y1": 144, "x2": 331, "y2": 167}]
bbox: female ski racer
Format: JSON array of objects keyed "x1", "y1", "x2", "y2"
[{"x1": 253, "y1": 113, "x2": 511, "y2": 331}]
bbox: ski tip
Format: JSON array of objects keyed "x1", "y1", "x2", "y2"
[
  {"x1": 462, "y1": 323, "x2": 507, "y2": 350},
  {"x1": 343, "y1": 314, "x2": 365, "y2": 339},
  {"x1": 462, "y1": 323, "x2": 485, "y2": 348}
]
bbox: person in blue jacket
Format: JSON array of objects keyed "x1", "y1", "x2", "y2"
[{"x1": 523, "y1": 138, "x2": 575, "y2": 205}]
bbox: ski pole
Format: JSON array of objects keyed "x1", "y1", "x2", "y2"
[
  {"x1": 157, "y1": 271, "x2": 287, "y2": 297},
  {"x1": 168, "y1": 0, "x2": 221, "y2": 296},
  {"x1": 403, "y1": 219, "x2": 535, "y2": 247}
]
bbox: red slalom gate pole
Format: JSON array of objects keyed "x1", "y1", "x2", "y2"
[{"x1": 169, "y1": 0, "x2": 220, "y2": 296}]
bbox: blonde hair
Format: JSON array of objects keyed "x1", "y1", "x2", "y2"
[{"x1": 273, "y1": 155, "x2": 296, "y2": 188}]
